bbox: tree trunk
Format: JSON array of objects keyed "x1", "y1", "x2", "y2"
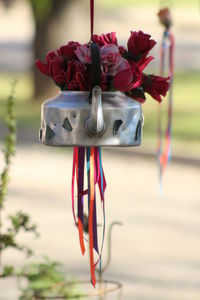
[
  {"x1": 33, "y1": 19, "x2": 56, "y2": 99},
  {"x1": 32, "y1": 0, "x2": 73, "y2": 99}
]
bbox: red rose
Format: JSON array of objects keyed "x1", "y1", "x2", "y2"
[
  {"x1": 35, "y1": 50, "x2": 58, "y2": 76},
  {"x1": 142, "y1": 74, "x2": 170, "y2": 102},
  {"x1": 113, "y1": 64, "x2": 143, "y2": 92},
  {"x1": 36, "y1": 51, "x2": 65, "y2": 86},
  {"x1": 100, "y1": 74, "x2": 109, "y2": 91},
  {"x1": 67, "y1": 81, "x2": 79, "y2": 91},
  {"x1": 35, "y1": 59, "x2": 49, "y2": 76},
  {"x1": 92, "y1": 32, "x2": 118, "y2": 46},
  {"x1": 118, "y1": 45, "x2": 127, "y2": 56},
  {"x1": 127, "y1": 31, "x2": 156, "y2": 60},
  {"x1": 66, "y1": 60, "x2": 88, "y2": 91},
  {"x1": 113, "y1": 55, "x2": 153, "y2": 92},
  {"x1": 49, "y1": 56, "x2": 65, "y2": 83},
  {"x1": 113, "y1": 66, "x2": 133, "y2": 92},
  {"x1": 53, "y1": 70, "x2": 67, "y2": 86},
  {"x1": 57, "y1": 41, "x2": 81, "y2": 59}
]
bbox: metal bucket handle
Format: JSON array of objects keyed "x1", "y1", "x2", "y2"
[{"x1": 85, "y1": 43, "x2": 106, "y2": 136}]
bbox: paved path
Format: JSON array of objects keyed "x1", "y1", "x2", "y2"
[{"x1": 0, "y1": 145, "x2": 200, "y2": 299}]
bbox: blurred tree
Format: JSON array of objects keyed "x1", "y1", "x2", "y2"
[
  {"x1": 0, "y1": 0, "x2": 73, "y2": 98},
  {"x1": 28, "y1": 0, "x2": 73, "y2": 99}
]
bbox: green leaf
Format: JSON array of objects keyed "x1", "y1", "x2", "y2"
[
  {"x1": 2, "y1": 265, "x2": 15, "y2": 277},
  {"x1": 18, "y1": 258, "x2": 81, "y2": 299}
]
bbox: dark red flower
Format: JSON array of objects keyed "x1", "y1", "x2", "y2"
[
  {"x1": 49, "y1": 57, "x2": 65, "y2": 83},
  {"x1": 113, "y1": 55, "x2": 154, "y2": 92},
  {"x1": 118, "y1": 45, "x2": 127, "y2": 56},
  {"x1": 142, "y1": 74, "x2": 170, "y2": 102},
  {"x1": 35, "y1": 59, "x2": 49, "y2": 76},
  {"x1": 127, "y1": 31, "x2": 156, "y2": 61},
  {"x1": 100, "y1": 75, "x2": 109, "y2": 91},
  {"x1": 66, "y1": 60, "x2": 88, "y2": 91},
  {"x1": 53, "y1": 70, "x2": 67, "y2": 86},
  {"x1": 67, "y1": 81, "x2": 79, "y2": 91},
  {"x1": 36, "y1": 51, "x2": 65, "y2": 86},
  {"x1": 92, "y1": 32, "x2": 118, "y2": 46},
  {"x1": 57, "y1": 41, "x2": 81, "y2": 59}
]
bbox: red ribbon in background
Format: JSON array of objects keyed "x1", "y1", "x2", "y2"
[{"x1": 157, "y1": 17, "x2": 175, "y2": 189}]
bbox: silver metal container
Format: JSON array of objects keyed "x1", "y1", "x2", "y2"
[{"x1": 40, "y1": 86, "x2": 143, "y2": 147}]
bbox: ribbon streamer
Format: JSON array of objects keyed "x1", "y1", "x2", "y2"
[
  {"x1": 157, "y1": 24, "x2": 175, "y2": 189},
  {"x1": 90, "y1": 0, "x2": 94, "y2": 38},
  {"x1": 71, "y1": 146, "x2": 106, "y2": 287}
]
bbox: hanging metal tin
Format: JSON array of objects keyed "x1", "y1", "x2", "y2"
[{"x1": 40, "y1": 87, "x2": 143, "y2": 147}]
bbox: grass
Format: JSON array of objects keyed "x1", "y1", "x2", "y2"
[
  {"x1": 143, "y1": 71, "x2": 200, "y2": 142},
  {"x1": 0, "y1": 73, "x2": 33, "y2": 102},
  {"x1": 100, "y1": 0, "x2": 198, "y2": 8},
  {"x1": 0, "y1": 71, "x2": 199, "y2": 150}
]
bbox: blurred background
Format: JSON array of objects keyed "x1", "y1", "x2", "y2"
[{"x1": 0, "y1": 0, "x2": 199, "y2": 299}]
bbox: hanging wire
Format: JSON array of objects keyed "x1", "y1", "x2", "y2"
[{"x1": 90, "y1": 0, "x2": 94, "y2": 38}]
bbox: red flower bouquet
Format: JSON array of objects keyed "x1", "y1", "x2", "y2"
[{"x1": 36, "y1": 31, "x2": 170, "y2": 103}]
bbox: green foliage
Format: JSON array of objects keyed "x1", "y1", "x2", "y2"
[
  {"x1": 2, "y1": 265, "x2": 15, "y2": 277},
  {"x1": 0, "y1": 80, "x2": 17, "y2": 209},
  {"x1": 28, "y1": 0, "x2": 69, "y2": 23},
  {"x1": 0, "y1": 211, "x2": 38, "y2": 257},
  {"x1": 28, "y1": 0, "x2": 52, "y2": 22},
  {"x1": 100, "y1": 0, "x2": 197, "y2": 8},
  {"x1": 0, "y1": 82, "x2": 39, "y2": 277},
  {"x1": 9, "y1": 211, "x2": 38, "y2": 235},
  {"x1": 18, "y1": 258, "x2": 79, "y2": 300}
]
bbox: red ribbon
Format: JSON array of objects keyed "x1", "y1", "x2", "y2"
[
  {"x1": 89, "y1": 146, "x2": 96, "y2": 286},
  {"x1": 90, "y1": 0, "x2": 94, "y2": 38},
  {"x1": 71, "y1": 146, "x2": 106, "y2": 287}
]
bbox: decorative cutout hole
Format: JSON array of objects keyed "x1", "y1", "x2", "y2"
[
  {"x1": 135, "y1": 120, "x2": 142, "y2": 141},
  {"x1": 113, "y1": 120, "x2": 123, "y2": 135},
  {"x1": 62, "y1": 117, "x2": 73, "y2": 132},
  {"x1": 39, "y1": 129, "x2": 42, "y2": 141},
  {"x1": 45, "y1": 125, "x2": 55, "y2": 143}
]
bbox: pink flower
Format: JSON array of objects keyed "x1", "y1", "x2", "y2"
[
  {"x1": 92, "y1": 32, "x2": 118, "y2": 46},
  {"x1": 57, "y1": 41, "x2": 81, "y2": 59},
  {"x1": 127, "y1": 31, "x2": 156, "y2": 60},
  {"x1": 100, "y1": 44, "x2": 124, "y2": 76},
  {"x1": 142, "y1": 74, "x2": 170, "y2": 102},
  {"x1": 75, "y1": 44, "x2": 91, "y2": 64}
]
